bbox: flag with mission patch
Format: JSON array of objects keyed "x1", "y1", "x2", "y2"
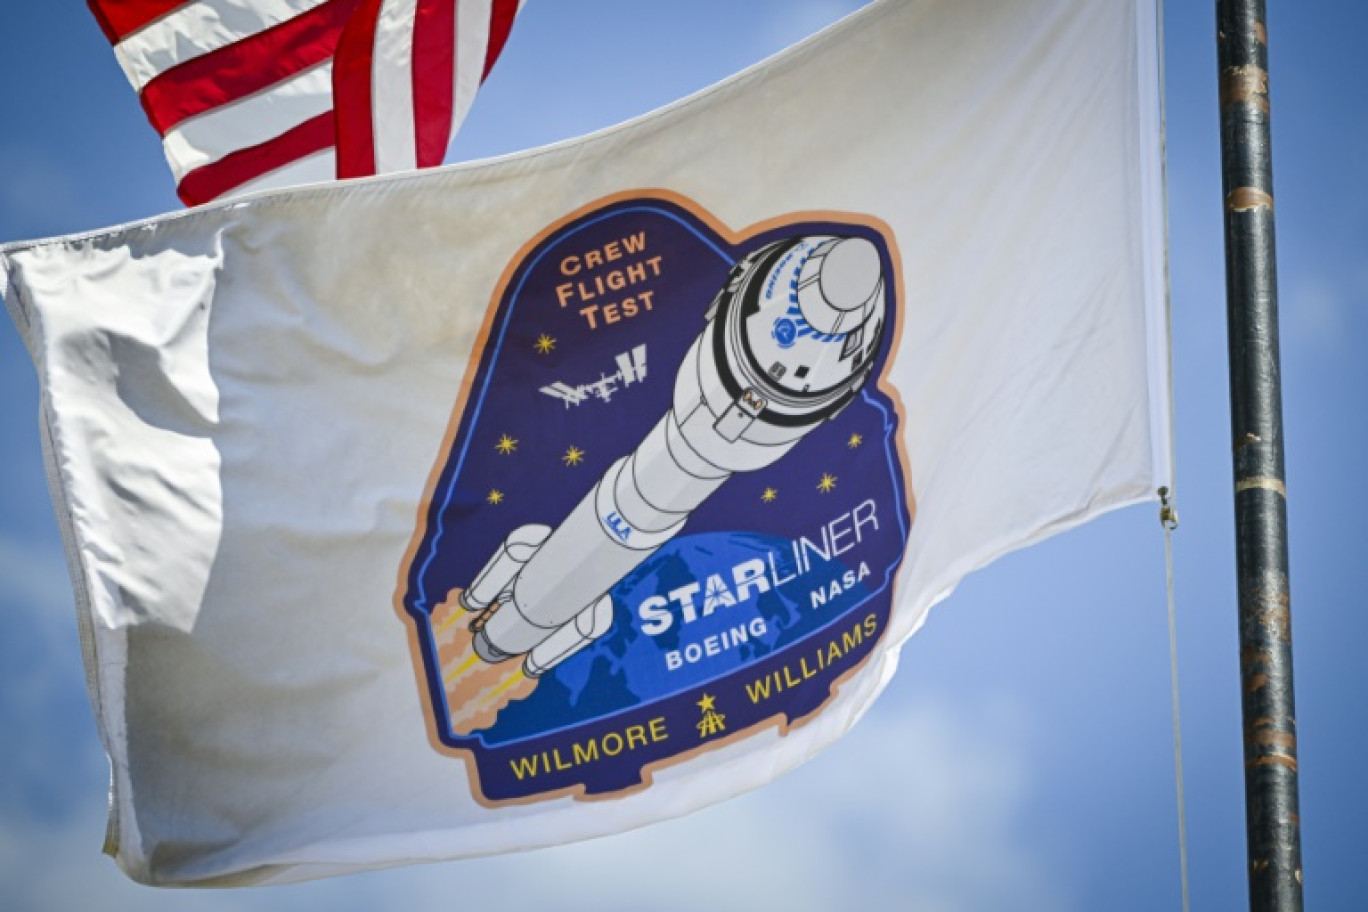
[
  {"x1": 4, "y1": 0, "x2": 1169, "y2": 887},
  {"x1": 87, "y1": 0, "x2": 524, "y2": 205}
]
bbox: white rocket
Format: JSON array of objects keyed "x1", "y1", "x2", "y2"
[{"x1": 465, "y1": 234, "x2": 888, "y2": 677}]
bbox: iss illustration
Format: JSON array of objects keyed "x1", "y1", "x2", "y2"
[{"x1": 462, "y1": 234, "x2": 889, "y2": 679}]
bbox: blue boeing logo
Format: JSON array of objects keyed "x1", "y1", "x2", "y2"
[{"x1": 605, "y1": 512, "x2": 632, "y2": 542}]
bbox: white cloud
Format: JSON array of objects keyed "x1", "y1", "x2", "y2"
[{"x1": 0, "y1": 689, "x2": 1070, "y2": 912}]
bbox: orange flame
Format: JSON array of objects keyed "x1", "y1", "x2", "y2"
[{"x1": 430, "y1": 593, "x2": 539, "y2": 735}]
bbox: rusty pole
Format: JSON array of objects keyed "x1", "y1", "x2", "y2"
[{"x1": 1215, "y1": 1, "x2": 1303, "y2": 909}]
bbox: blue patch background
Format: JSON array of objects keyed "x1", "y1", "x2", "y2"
[{"x1": 401, "y1": 197, "x2": 910, "y2": 798}]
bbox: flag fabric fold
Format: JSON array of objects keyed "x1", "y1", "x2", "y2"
[
  {"x1": 5, "y1": 0, "x2": 1169, "y2": 887},
  {"x1": 86, "y1": 0, "x2": 524, "y2": 206}
]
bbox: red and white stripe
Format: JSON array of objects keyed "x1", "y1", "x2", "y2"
[{"x1": 88, "y1": 0, "x2": 523, "y2": 206}]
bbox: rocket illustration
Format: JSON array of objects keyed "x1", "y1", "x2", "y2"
[{"x1": 464, "y1": 234, "x2": 889, "y2": 677}]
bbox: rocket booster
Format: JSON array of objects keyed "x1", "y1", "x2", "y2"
[{"x1": 467, "y1": 234, "x2": 888, "y2": 676}]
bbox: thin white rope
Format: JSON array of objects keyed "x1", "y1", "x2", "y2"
[
  {"x1": 1153, "y1": 0, "x2": 1186, "y2": 903},
  {"x1": 1159, "y1": 488, "x2": 1190, "y2": 912}
]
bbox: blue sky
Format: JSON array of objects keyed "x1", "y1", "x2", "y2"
[{"x1": 0, "y1": 2, "x2": 1363, "y2": 909}]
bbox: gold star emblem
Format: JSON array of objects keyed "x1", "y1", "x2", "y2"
[
  {"x1": 817, "y1": 473, "x2": 837, "y2": 493},
  {"x1": 761, "y1": 487, "x2": 777, "y2": 503},
  {"x1": 562, "y1": 445, "x2": 585, "y2": 467},
  {"x1": 534, "y1": 334, "x2": 556, "y2": 354},
  {"x1": 696, "y1": 692, "x2": 726, "y2": 737},
  {"x1": 847, "y1": 433, "x2": 863, "y2": 448},
  {"x1": 486, "y1": 489, "x2": 505, "y2": 505},
  {"x1": 494, "y1": 433, "x2": 518, "y2": 455}
]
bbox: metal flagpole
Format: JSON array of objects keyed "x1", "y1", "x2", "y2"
[{"x1": 1215, "y1": 2, "x2": 1304, "y2": 909}]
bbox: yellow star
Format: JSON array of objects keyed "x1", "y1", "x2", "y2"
[
  {"x1": 563, "y1": 445, "x2": 585, "y2": 467},
  {"x1": 494, "y1": 433, "x2": 518, "y2": 455},
  {"x1": 534, "y1": 334, "x2": 556, "y2": 354},
  {"x1": 817, "y1": 473, "x2": 838, "y2": 493},
  {"x1": 847, "y1": 433, "x2": 863, "y2": 448},
  {"x1": 697, "y1": 693, "x2": 717, "y2": 713},
  {"x1": 761, "y1": 487, "x2": 778, "y2": 503},
  {"x1": 486, "y1": 489, "x2": 505, "y2": 505}
]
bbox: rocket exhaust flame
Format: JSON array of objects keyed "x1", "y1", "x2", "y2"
[
  {"x1": 430, "y1": 596, "x2": 539, "y2": 735},
  {"x1": 484, "y1": 670, "x2": 527, "y2": 703},
  {"x1": 444, "y1": 652, "x2": 481, "y2": 684}
]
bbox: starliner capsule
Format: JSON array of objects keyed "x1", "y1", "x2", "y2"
[{"x1": 465, "y1": 234, "x2": 888, "y2": 676}]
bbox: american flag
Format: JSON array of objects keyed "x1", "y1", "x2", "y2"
[{"x1": 88, "y1": 0, "x2": 524, "y2": 206}]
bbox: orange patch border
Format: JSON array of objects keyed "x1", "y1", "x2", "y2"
[{"x1": 390, "y1": 189, "x2": 915, "y2": 808}]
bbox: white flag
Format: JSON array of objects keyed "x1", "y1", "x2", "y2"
[{"x1": 2, "y1": 0, "x2": 1169, "y2": 887}]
